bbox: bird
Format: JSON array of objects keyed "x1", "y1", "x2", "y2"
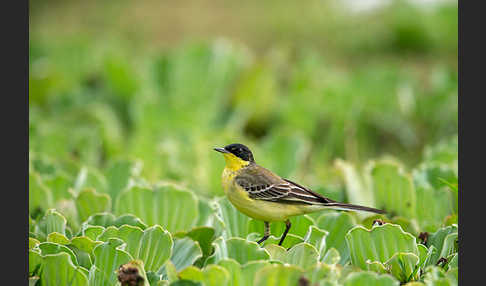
[{"x1": 214, "y1": 143, "x2": 385, "y2": 246}]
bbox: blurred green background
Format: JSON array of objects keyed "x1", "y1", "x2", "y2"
[{"x1": 29, "y1": 0, "x2": 457, "y2": 200}]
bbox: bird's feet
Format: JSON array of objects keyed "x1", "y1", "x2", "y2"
[{"x1": 257, "y1": 235, "x2": 269, "y2": 245}]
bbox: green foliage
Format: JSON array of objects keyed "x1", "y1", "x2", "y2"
[
  {"x1": 29, "y1": 2, "x2": 457, "y2": 282},
  {"x1": 170, "y1": 237, "x2": 203, "y2": 272},
  {"x1": 115, "y1": 184, "x2": 199, "y2": 233},
  {"x1": 40, "y1": 252, "x2": 89, "y2": 286},
  {"x1": 28, "y1": 154, "x2": 458, "y2": 285},
  {"x1": 254, "y1": 264, "x2": 305, "y2": 286},
  {"x1": 316, "y1": 212, "x2": 356, "y2": 264},
  {"x1": 343, "y1": 272, "x2": 399, "y2": 286},
  {"x1": 369, "y1": 161, "x2": 416, "y2": 218},
  {"x1": 346, "y1": 224, "x2": 424, "y2": 282},
  {"x1": 90, "y1": 238, "x2": 133, "y2": 285},
  {"x1": 267, "y1": 243, "x2": 320, "y2": 269},
  {"x1": 75, "y1": 188, "x2": 112, "y2": 222},
  {"x1": 34, "y1": 209, "x2": 67, "y2": 241},
  {"x1": 28, "y1": 139, "x2": 457, "y2": 285},
  {"x1": 426, "y1": 225, "x2": 458, "y2": 267}
]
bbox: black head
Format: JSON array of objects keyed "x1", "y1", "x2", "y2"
[{"x1": 214, "y1": 143, "x2": 255, "y2": 162}]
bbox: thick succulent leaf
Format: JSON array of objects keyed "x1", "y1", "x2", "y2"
[
  {"x1": 47, "y1": 232, "x2": 70, "y2": 244},
  {"x1": 45, "y1": 232, "x2": 100, "y2": 268},
  {"x1": 29, "y1": 172, "x2": 54, "y2": 216},
  {"x1": 316, "y1": 212, "x2": 356, "y2": 264},
  {"x1": 82, "y1": 225, "x2": 105, "y2": 240},
  {"x1": 35, "y1": 209, "x2": 67, "y2": 240},
  {"x1": 321, "y1": 248, "x2": 341, "y2": 265},
  {"x1": 205, "y1": 237, "x2": 226, "y2": 265},
  {"x1": 423, "y1": 265, "x2": 458, "y2": 286},
  {"x1": 265, "y1": 242, "x2": 319, "y2": 269},
  {"x1": 366, "y1": 261, "x2": 388, "y2": 274},
  {"x1": 73, "y1": 166, "x2": 108, "y2": 196},
  {"x1": 164, "y1": 260, "x2": 179, "y2": 282},
  {"x1": 226, "y1": 238, "x2": 270, "y2": 264},
  {"x1": 90, "y1": 238, "x2": 134, "y2": 285},
  {"x1": 217, "y1": 259, "x2": 243, "y2": 286},
  {"x1": 369, "y1": 161, "x2": 416, "y2": 218},
  {"x1": 68, "y1": 244, "x2": 94, "y2": 269},
  {"x1": 248, "y1": 215, "x2": 314, "y2": 239},
  {"x1": 88, "y1": 266, "x2": 107, "y2": 286},
  {"x1": 438, "y1": 233, "x2": 458, "y2": 263},
  {"x1": 98, "y1": 225, "x2": 173, "y2": 272},
  {"x1": 39, "y1": 242, "x2": 79, "y2": 266},
  {"x1": 201, "y1": 265, "x2": 231, "y2": 286},
  {"x1": 82, "y1": 212, "x2": 147, "y2": 230},
  {"x1": 218, "y1": 259, "x2": 271, "y2": 286},
  {"x1": 242, "y1": 261, "x2": 272, "y2": 285},
  {"x1": 135, "y1": 225, "x2": 173, "y2": 271},
  {"x1": 254, "y1": 264, "x2": 305, "y2": 286},
  {"x1": 115, "y1": 185, "x2": 199, "y2": 233},
  {"x1": 345, "y1": 224, "x2": 418, "y2": 270},
  {"x1": 178, "y1": 265, "x2": 230, "y2": 286},
  {"x1": 147, "y1": 271, "x2": 162, "y2": 285},
  {"x1": 180, "y1": 226, "x2": 216, "y2": 258},
  {"x1": 342, "y1": 271, "x2": 399, "y2": 286},
  {"x1": 207, "y1": 237, "x2": 270, "y2": 265},
  {"x1": 335, "y1": 159, "x2": 375, "y2": 208},
  {"x1": 29, "y1": 249, "x2": 43, "y2": 276},
  {"x1": 306, "y1": 262, "x2": 342, "y2": 285},
  {"x1": 384, "y1": 252, "x2": 419, "y2": 282},
  {"x1": 40, "y1": 252, "x2": 89, "y2": 286},
  {"x1": 417, "y1": 244, "x2": 435, "y2": 271},
  {"x1": 213, "y1": 197, "x2": 251, "y2": 238},
  {"x1": 106, "y1": 159, "x2": 142, "y2": 201},
  {"x1": 170, "y1": 237, "x2": 203, "y2": 271},
  {"x1": 75, "y1": 188, "x2": 112, "y2": 222},
  {"x1": 303, "y1": 225, "x2": 329, "y2": 260},
  {"x1": 98, "y1": 225, "x2": 143, "y2": 251},
  {"x1": 70, "y1": 236, "x2": 102, "y2": 254},
  {"x1": 426, "y1": 225, "x2": 458, "y2": 266},
  {"x1": 263, "y1": 244, "x2": 287, "y2": 262}
]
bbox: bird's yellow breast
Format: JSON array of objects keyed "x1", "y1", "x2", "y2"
[{"x1": 221, "y1": 167, "x2": 315, "y2": 222}]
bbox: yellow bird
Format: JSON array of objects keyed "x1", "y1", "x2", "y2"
[{"x1": 214, "y1": 143, "x2": 385, "y2": 246}]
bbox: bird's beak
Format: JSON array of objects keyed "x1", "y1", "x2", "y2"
[{"x1": 213, "y1": 147, "x2": 229, "y2": 154}]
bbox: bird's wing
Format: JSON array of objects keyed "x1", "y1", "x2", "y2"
[
  {"x1": 234, "y1": 167, "x2": 334, "y2": 205},
  {"x1": 234, "y1": 165, "x2": 386, "y2": 214}
]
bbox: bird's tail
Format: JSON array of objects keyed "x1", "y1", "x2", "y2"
[{"x1": 321, "y1": 202, "x2": 386, "y2": 214}]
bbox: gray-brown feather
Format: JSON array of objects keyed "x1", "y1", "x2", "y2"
[{"x1": 234, "y1": 164, "x2": 334, "y2": 205}]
